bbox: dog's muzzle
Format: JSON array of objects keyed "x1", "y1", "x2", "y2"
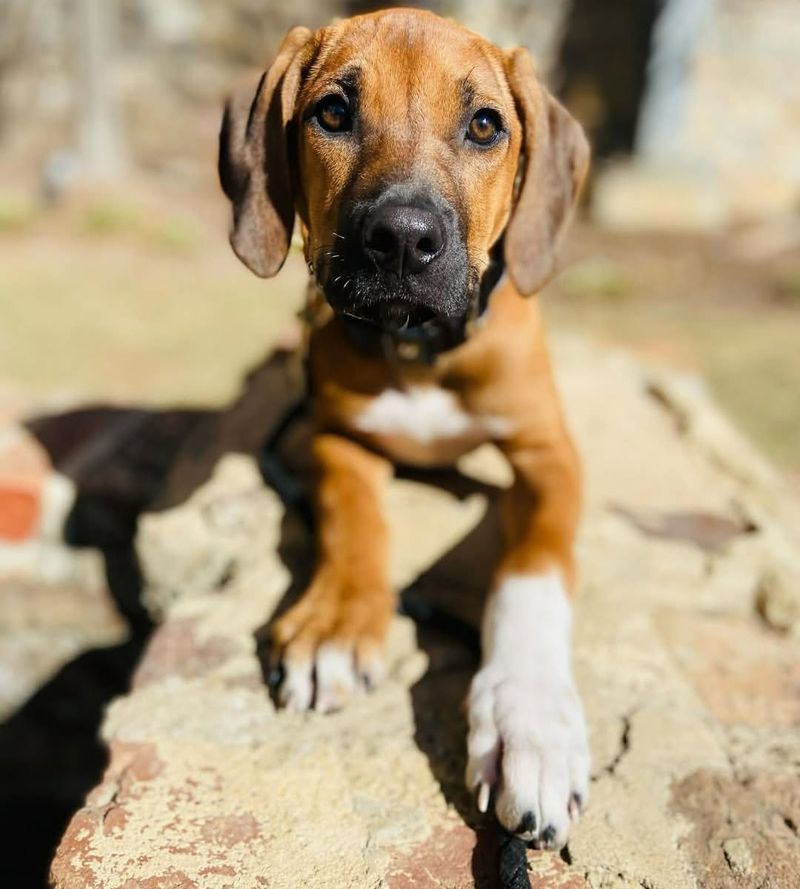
[{"x1": 319, "y1": 184, "x2": 472, "y2": 329}]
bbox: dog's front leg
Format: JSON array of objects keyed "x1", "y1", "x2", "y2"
[
  {"x1": 466, "y1": 434, "x2": 590, "y2": 849},
  {"x1": 272, "y1": 432, "x2": 394, "y2": 713}
]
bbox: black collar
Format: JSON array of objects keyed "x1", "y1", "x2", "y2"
[{"x1": 338, "y1": 252, "x2": 505, "y2": 365}]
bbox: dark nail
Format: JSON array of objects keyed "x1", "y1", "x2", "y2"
[
  {"x1": 516, "y1": 811, "x2": 536, "y2": 836},
  {"x1": 267, "y1": 664, "x2": 285, "y2": 688}
]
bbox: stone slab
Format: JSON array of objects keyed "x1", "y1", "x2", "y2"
[{"x1": 50, "y1": 338, "x2": 800, "y2": 888}]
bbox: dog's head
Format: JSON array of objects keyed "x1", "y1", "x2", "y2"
[{"x1": 220, "y1": 9, "x2": 589, "y2": 330}]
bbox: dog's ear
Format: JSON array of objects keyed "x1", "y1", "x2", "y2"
[
  {"x1": 219, "y1": 26, "x2": 313, "y2": 278},
  {"x1": 504, "y1": 48, "x2": 590, "y2": 296}
]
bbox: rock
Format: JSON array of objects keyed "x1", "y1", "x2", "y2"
[
  {"x1": 659, "y1": 611, "x2": 800, "y2": 727},
  {"x1": 671, "y1": 0, "x2": 800, "y2": 221},
  {"x1": 646, "y1": 368, "x2": 780, "y2": 496},
  {"x1": 0, "y1": 422, "x2": 73, "y2": 544},
  {"x1": 756, "y1": 559, "x2": 800, "y2": 634},
  {"x1": 0, "y1": 398, "x2": 129, "y2": 718},
  {"x1": 137, "y1": 453, "x2": 290, "y2": 619},
  {"x1": 722, "y1": 837, "x2": 753, "y2": 875},
  {"x1": 0, "y1": 571, "x2": 125, "y2": 719},
  {"x1": 611, "y1": 0, "x2": 800, "y2": 226},
  {"x1": 673, "y1": 769, "x2": 799, "y2": 887},
  {"x1": 49, "y1": 336, "x2": 800, "y2": 888}
]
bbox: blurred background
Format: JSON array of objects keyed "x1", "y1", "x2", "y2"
[
  {"x1": 2, "y1": 0, "x2": 800, "y2": 461},
  {"x1": 0, "y1": 0, "x2": 798, "y2": 885}
]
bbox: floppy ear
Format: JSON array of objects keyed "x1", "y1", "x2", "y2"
[
  {"x1": 218, "y1": 26, "x2": 313, "y2": 278},
  {"x1": 504, "y1": 48, "x2": 590, "y2": 296}
]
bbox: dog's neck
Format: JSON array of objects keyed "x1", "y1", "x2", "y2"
[{"x1": 320, "y1": 245, "x2": 506, "y2": 366}]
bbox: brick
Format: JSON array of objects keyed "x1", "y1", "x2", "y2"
[
  {"x1": 0, "y1": 427, "x2": 51, "y2": 542},
  {"x1": 0, "y1": 478, "x2": 41, "y2": 541}
]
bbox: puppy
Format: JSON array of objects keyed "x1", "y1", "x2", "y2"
[{"x1": 220, "y1": 8, "x2": 590, "y2": 850}]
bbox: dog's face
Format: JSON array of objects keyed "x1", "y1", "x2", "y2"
[
  {"x1": 294, "y1": 13, "x2": 520, "y2": 327},
  {"x1": 220, "y1": 10, "x2": 589, "y2": 326}
]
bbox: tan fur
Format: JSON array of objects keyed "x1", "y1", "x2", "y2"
[{"x1": 220, "y1": 8, "x2": 588, "y2": 691}]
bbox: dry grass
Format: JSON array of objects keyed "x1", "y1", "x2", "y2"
[
  {"x1": 0, "y1": 191, "x2": 305, "y2": 408},
  {"x1": 544, "y1": 227, "x2": 800, "y2": 470}
]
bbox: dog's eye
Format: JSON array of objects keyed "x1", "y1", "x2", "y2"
[
  {"x1": 467, "y1": 109, "x2": 501, "y2": 146},
  {"x1": 315, "y1": 95, "x2": 352, "y2": 133}
]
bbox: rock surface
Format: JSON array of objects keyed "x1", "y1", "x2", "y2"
[{"x1": 50, "y1": 337, "x2": 800, "y2": 888}]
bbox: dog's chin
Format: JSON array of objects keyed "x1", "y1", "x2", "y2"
[
  {"x1": 340, "y1": 298, "x2": 440, "y2": 331},
  {"x1": 320, "y1": 272, "x2": 472, "y2": 332}
]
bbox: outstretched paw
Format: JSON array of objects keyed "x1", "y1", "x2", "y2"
[
  {"x1": 465, "y1": 572, "x2": 590, "y2": 849},
  {"x1": 466, "y1": 667, "x2": 589, "y2": 849}
]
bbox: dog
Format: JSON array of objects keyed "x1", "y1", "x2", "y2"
[{"x1": 219, "y1": 8, "x2": 590, "y2": 851}]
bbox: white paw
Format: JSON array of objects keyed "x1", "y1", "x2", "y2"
[
  {"x1": 465, "y1": 572, "x2": 590, "y2": 849},
  {"x1": 466, "y1": 666, "x2": 589, "y2": 847}
]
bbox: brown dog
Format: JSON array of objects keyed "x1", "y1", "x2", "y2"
[{"x1": 220, "y1": 8, "x2": 590, "y2": 850}]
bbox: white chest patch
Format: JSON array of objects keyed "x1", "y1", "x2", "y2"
[{"x1": 353, "y1": 386, "x2": 511, "y2": 445}]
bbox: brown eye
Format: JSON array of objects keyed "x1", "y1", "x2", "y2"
[
  {"x1": 315, "y1": 95, "x2": 352, "y2": 133},
  {"x1": 467, "y1": 109, "x2": 501, "y2": 146}
]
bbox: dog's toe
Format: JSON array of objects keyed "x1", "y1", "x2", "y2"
[
  {"x1": 273, "y1": 622, "x2": 387, "y2": 713},
  {"x1": 279, "y1": 652, "x2": 314, "y2": 711},
  {"x1": 355, "y1": 638, "x2": 386, "y2": 690},
  {"x1": 494, "y1": 741, "x2": 543, "y2": 842},
  {"x1": 314, "y1": 642, "x2": 357, "y2": 712}
]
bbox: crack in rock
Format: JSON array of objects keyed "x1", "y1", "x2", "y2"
[
  {"x1": 581, "y1": 867, "x2": 656, "y2": 889},
  {"x1": 601, "y1": 709, "x2": 636, "y2": 778},
  {"x1": 100, "y1": 785, "x2": 122, "y2": 826}
]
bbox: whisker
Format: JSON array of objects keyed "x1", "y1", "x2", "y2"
[{"x1": 315, "y1": 248, "x2": 343, "y2": 263}]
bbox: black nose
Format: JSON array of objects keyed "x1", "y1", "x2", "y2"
[{"x1": 362, "y1": 204, "x2": 445, "y2": 275}]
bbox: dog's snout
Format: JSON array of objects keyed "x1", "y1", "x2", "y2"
[
  {"x1": 362, "y1": 204, "x2": 444, "y2": 275},
  {"x1": 325, "y1": 186, "x2": 468, "y2": 320}
]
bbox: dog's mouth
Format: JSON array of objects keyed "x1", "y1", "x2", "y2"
[
  {"x1": 338, "y1": 298, "x2": 440, "y2": 333},
  {"x1": 318, "y1": 258, "x2": 477, "y2": 338}
]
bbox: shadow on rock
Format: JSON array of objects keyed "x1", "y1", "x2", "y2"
[
  {"x1": 404, "y1": 493, "x2": 509, "y2": 887},
  {"x1": 1, "y1": 347, "x2": 305, "y2": 887},
  {"x1": 0, "y1": 546, "x2": 151, "y2": 889}
]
